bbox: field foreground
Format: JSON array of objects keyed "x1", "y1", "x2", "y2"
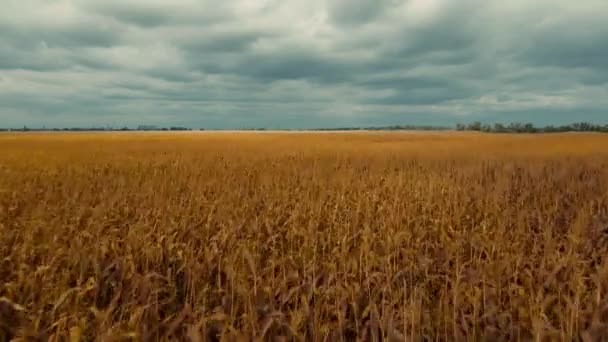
[{"x1": 1, "y1": 132, "x2": 608, "y2": 341}]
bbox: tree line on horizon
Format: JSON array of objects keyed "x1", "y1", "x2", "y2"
[
  {"x1": 455, "y1": 121, "x2": 608, "y2": 133},
  {"x1": 310, "y1": 122, "x2": 608, "y2": 132},
  {"x1": 0, "y1": 125, "x2": 194, "y2": 132},
  {"x1": 0, "y1": 122, "x2": 606, "y2": 133}
]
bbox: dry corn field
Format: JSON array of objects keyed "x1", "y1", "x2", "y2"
[{"x1": 1, "y1": 132, "x2": 608, "y2": 341}]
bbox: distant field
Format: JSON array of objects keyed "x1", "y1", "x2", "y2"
[{"x1": 1, "y1": 132, "x2": 608, "y2": 340}]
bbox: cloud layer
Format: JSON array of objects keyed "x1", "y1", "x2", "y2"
[{"x1": 1, "y1": 0, "x2": 607, "y2": 128}]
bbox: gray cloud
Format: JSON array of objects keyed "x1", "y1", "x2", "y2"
[
  {"x1": 0, "y1": 0, "x2": 607, "y2": 128},
  {"x1": 328, "y1": 0, "x2": 398, "y2": 27},
  {"x1": 77, "y1": 0, "x2": 232, "y2": 28},
  {"x1": 0, "y1": 23, "x2": 122, "y2": 50},
  {"x1": 519, "y1": 28, "x2": 608, "y2": 71}
]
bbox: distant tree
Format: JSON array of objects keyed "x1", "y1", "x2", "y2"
[
  {"x1": 507, "y1": 122, "x2": 523, "y2": 133},
  {"x1": 468, "y1": 121, "x2": 482, "y2": 131},
  {"x1": 523, "y1": 123, "x2": 537, "y2": 133},
  {"x1": 481, "y1": 124, "x2": 493, "y2": 132},
  {"x1": 543, "y1": 125, "x2": 557, "y2": 133},
  {"x1": 572, "y1": 122, "x2": 594, "y2": 132},
  {"x1": 493, "y1": 123, "x2": 506, "y2": 133}
]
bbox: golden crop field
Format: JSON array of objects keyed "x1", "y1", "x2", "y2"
[{"x1": 1, "y1": 132, "x2": 608, "y2": 341}]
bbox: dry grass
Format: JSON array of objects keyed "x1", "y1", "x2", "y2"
[{"x1": 1, "y1": 132, "x2": 608, "y2": 341}]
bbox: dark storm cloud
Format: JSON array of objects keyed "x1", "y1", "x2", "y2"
[
  {"x1": 90, "y1": 4, "x2": 181, "y2": 28},
  {"x1": 365, "y1": 86, "x2": 475, "y2": 106},
  {"x1": 0, "y1": 46, "x2": 67, "y2": 71},
  {"x1": 179, "y1": 31, "x2": 263, "y2": 53},
  {"x1": 357, "y1": 76, "x2": 449, "y2": 90},
  {"x1": 238, "y1": 51, "x2": 355, "y2": 83},
  {"x1": 0, "y1": 22, "x2": 122, "y2": 49},
  {"x1": 0, "y1": 0, "x2": 607, "y2": 128},
  {"x1": 328, "y1": 0, "x2": 398, "y2": 27},
  {"x1": 519, "y1": 28, "x2": 608, "y2": 71},
  {"x1": 78, "y1": 1, "x2": 231, "y2": 28}
]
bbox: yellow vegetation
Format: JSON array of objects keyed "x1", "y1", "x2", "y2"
[{"x1": 1, "y1": 132, "x2": 608, "y2": 341}]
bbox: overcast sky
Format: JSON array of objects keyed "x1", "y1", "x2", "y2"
[{"x1": 1, "y1": 0, "x2": 607, "y2": 128}]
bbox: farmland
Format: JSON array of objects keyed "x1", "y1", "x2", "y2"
[{"x1": 1, "y1": 132, "x2": 608, "y2": 340}]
